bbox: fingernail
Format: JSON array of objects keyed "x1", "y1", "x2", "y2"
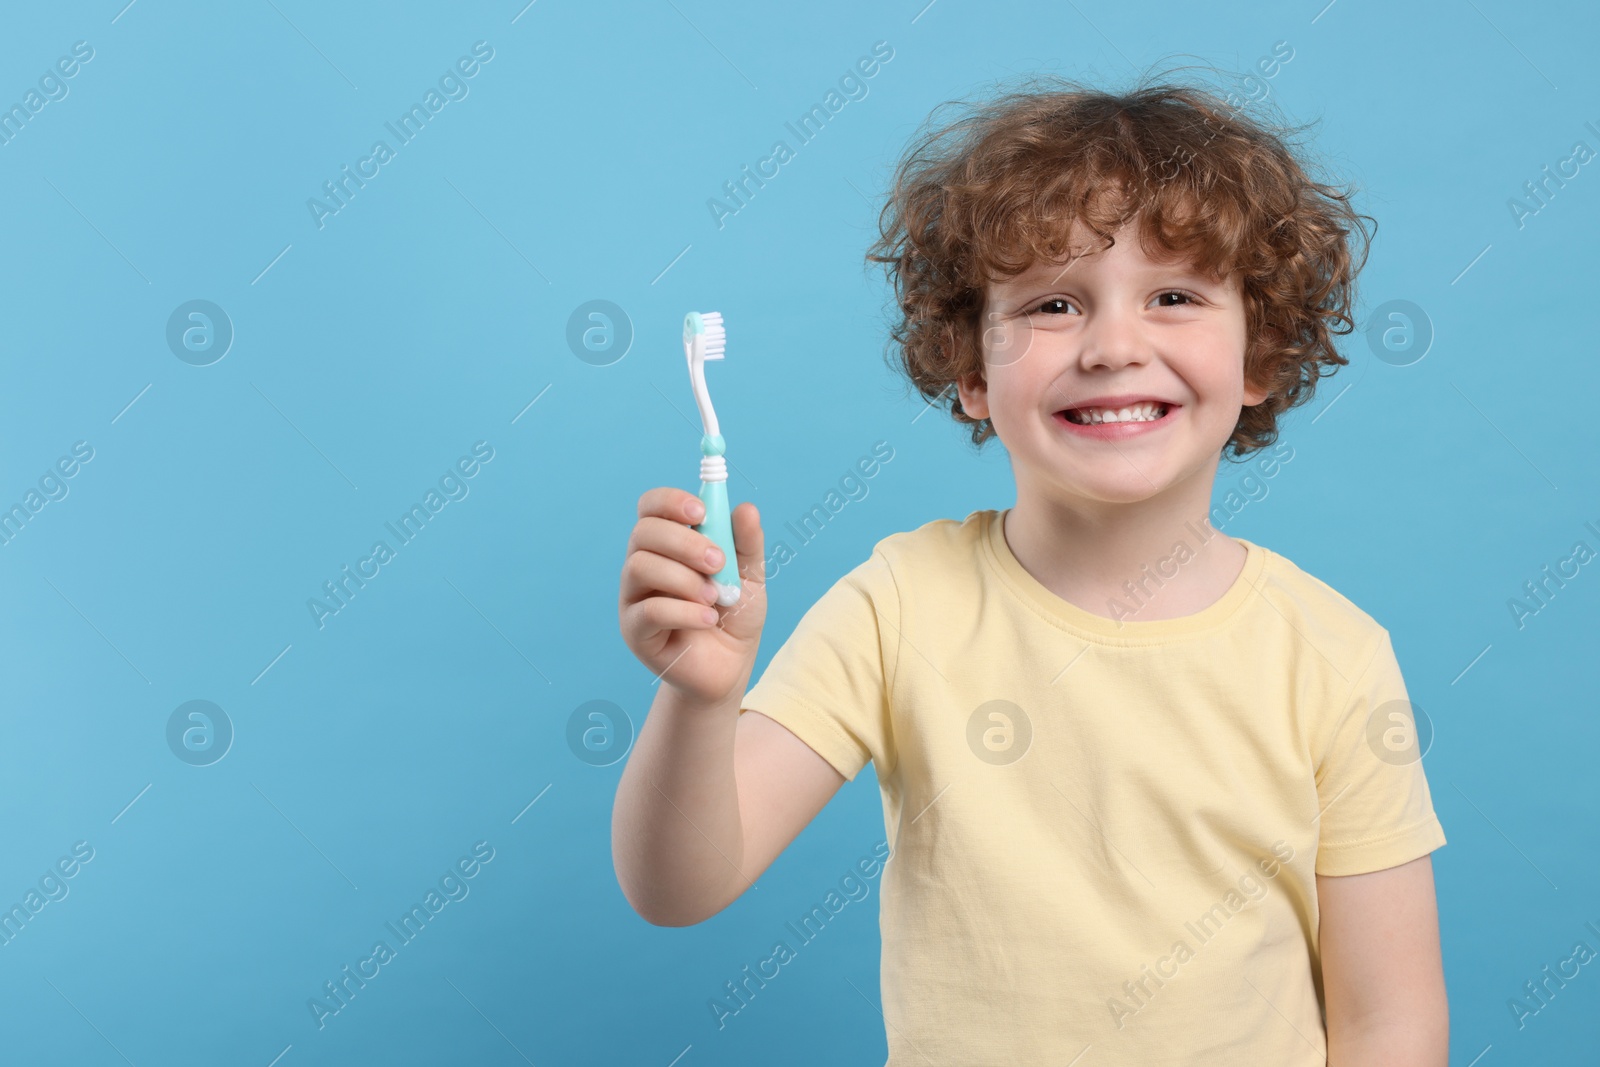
[
  {"x1": 688, "y1": 502, "x2": 705, "y2": 521},
  {"x1": 702, "y1": 607, "x2": 719, "y2": 624},
  {"x1": 702, "y1": 580, "x2": 719, "y2": 602},
  {"x1": 705, "y1": 548, "x2": 723, "y2": 568}
]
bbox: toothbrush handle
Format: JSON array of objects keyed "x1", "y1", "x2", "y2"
[
  {"x1": 695, "y1": 480, "x2": 741, "y2": 605},
  {"x1": 694, "y1": 434, "x2": 742, "y2": 606}
]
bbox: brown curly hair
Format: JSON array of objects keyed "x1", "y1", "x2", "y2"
[{"x1": 864, "y1": 65, "x2": 1375, "y2": 461}]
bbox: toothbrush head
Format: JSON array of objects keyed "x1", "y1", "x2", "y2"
[
  {"x1": 684, "y1": 310, "x2": 727, "y2": 439},
  {"x1": 683, "y1": 311, "x2": 725, "y2": 362}
]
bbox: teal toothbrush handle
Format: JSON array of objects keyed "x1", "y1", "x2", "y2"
[{"x1": 694, "y1": 433, "x2": 741, "y2": 606}]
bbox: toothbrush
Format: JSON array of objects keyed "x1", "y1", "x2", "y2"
[{"x1": 683, "y1": 310, "x2": 742, "y2": 607}]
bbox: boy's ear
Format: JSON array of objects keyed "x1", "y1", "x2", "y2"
[
  {"x1": 955, "y1": 372, "x2": 989, "y2": 420},
  {"x1": 1242, "y1": 313, "x2": 1280, "y2": 407},
  {"x1": 1242, "y1": 371, "x2": 1271, "y2": 408}
]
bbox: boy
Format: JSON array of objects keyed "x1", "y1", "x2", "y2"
[{"x1": 613, "y1": 74, "x2": 1448, "y2": 1065}]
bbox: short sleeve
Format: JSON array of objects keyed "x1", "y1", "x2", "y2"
[
  {"x1": 738, "y1": 548, "x2": 900, "y2": 782},
  {"x1": 1313, "y1": 630, "x2": 1447, "y2": 876}
]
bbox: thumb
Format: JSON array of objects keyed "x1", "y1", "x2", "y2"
[{"x1": 730, "y1": 501, "x2": 766, "y2": 592}]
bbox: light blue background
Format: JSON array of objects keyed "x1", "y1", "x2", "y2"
[{"x1": 0, "y1": 0, "x2": 1595, "y2": 1063}]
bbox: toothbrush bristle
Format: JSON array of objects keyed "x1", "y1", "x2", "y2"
[{"x1": 700, "y1": 311, "x2": 725, "y2": 360}]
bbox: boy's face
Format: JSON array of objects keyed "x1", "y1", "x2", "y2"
[{"x1": 958, "y1": 220, "x2": 1269, "y2": 509}]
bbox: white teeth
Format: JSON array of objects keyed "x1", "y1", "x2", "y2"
[{"x1": 1064, "y1": 403, "x2": 1168, "y2": 425}]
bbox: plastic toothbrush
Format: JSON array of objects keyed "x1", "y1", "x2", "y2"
[{"x1": 683, "y1": 311, "x2": 741, "y2": 607}]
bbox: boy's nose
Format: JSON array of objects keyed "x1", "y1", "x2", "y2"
[{"x1": 1078, "y1": 307, "x2": 1149, "y2": 371}]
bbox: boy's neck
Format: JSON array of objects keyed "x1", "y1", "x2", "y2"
[{"x1": 1004, "y1": 467, "x2": 1248, "y2": 624}]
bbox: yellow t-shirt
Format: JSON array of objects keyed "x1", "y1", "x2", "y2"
[{"x1": 739, "y1": 508, "x2": 1446, "y2": 1065}]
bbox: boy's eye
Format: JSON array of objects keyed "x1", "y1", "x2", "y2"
[{"x1": 1027, "y1": 290, "x2": 1198, "y2": 316}]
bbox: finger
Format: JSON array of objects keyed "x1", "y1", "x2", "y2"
[
  {"x1": 629, "y1": 515, "x2": 727, "y2": 576},
  {"x1": 637, "y1": 485, "x2": 707, "y2": 525},
  {"x1": 625, "y1": 593, "x2": 723, "y2": 645},
  {"x1": 729, "y1": 502, "x2": 766, "y2": 590},
  {"x1": 621, "y1": 549, "x2": 721, "y2": 608}
]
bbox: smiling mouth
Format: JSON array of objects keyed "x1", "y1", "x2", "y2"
[{"x1": 1058, "y1": 402, "x2": 1173, "y2": 425}]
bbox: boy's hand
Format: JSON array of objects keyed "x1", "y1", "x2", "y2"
[{"x1": 619, "y1": 488, "x2": 767, "y2": 706}]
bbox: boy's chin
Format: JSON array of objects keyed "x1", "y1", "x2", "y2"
[{"x1": 1032, "y1": 456, "x2": 1221, "y2": 506}]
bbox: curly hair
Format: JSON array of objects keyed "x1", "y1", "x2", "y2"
[{"x1": 864, "y1": 65, "x2": 1375, "y2": 461}]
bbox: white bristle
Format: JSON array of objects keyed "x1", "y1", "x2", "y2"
[{"x1": 700, "y1": 311, "x2": 725, "y2": 360}]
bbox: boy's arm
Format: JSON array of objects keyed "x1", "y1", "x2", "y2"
[
  {"x1": 611, "y1": 685, "x2": 846, "y2": 927},
  {"x1": 1318, "y1": 854, "x2": 1448, "y2": 1066},
  {"x1": 732, "y1": 707, "x2": 849, "y2": 885}
]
